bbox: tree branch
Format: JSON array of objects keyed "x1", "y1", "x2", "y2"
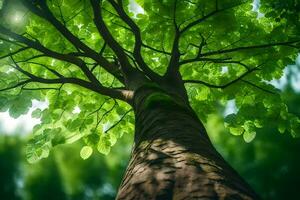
[
  {"x1": 200, "y1": 40, "x2": 300, "y2": 57},
  {"x1": 165, "y1": 0, "x2": 181, "y2": 78},
  {"x1": 180, "y1": 57, "x2": 250, "y2": 70},
  {"x1": 95, "y1": 100, "x2": 117, "y2": 129},
  {"x1": 142, "y1": 43, "x2": 172, "y2": 55},
  {"x1": 241, "y1": 80, "x2": 276, "y2": 94},
  {"x1": 18, "y1": 61, "x2": 64, "y2": 78},
  {"x1": 0, "y1": 25, "x2": 103, "y2": 86},
  {"x1": 0, "y1": 80, "x2": 32, "y2": 92},
  {"x1": 104, "y1": 109, "x2": 133, "y2": 133},
  {"x1": 183, "y1": 65, "x2": 261, "y2": 89},
  {"x1": 89, "y1": 0, "x2": 135, "y2": 77},
  {"x1": 107, "y1": 0, "x2": 161, "y2": 82},
  {"x1": 20, "y1": 0, "x2": 124, "y2": 83},
  {"x1": 22, "y1": 87, "x2": 62, "y2": 91},
  {"x1": 0, "y1": 47, "x2": 30, "y2": 59},
  {"x1": 2, "y1": 56, "x2": 131, "y2": 102},
  {"x1": 180, "y1": 1, "x2": 246, "y2": 34},
  {"x1": 0, "y1": 36, "x2": 25, "y2": 47}
]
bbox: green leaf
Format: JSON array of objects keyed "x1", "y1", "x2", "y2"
[
  {"x1": 243, "y1": 131, "x2": 256, "y2": 143},
  {"x1": 229, "y1": 127, "x2": 244, "y2": 136},
  {"x1": 51, "y1": 134, "x2": 65, "y2": 146},
  {"x1": 278, "y1": 120, "x2": 287, "y2": 134},
  {"x1": 196, "y1": 87, "x2": 210, "y2": 101},
  {"x1": 224, "y1": 114, "x2": 236, "y2": 124},
  {"x1": 83, "y1": 132, "x2": 100, "y2": 146},
  {"x1": 0, "y1": 96, "x2": 9, "y2": 111},
  {"x1": 65, "y1": 119, "x2": 82, "y2": 132},
  {"x1": 26, "y1": 142, "x2": 50, "y2": 163},
  {"x1": 9, "y1": 96, "x2": 32, "y2": 118},
  {"x1": 80, "y1": 146, "x2": 93, "y2": 160},
  {"x1": 97, "y1": 136, "x2": 111, "y2": 155},
  {"x1": 31, "y1": 108, "x2": 42, "y2": 118},
  {"x1": 290, "y1": 117, "x2": 300, "y2": 138}
]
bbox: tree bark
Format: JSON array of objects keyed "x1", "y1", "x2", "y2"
[{"x1": 117, "y1": 86, "x2": 259, "y2": 200}]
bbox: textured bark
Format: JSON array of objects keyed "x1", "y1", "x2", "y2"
[{"x1": 117, "y1": 86, "x2": 259, "y2": 200}]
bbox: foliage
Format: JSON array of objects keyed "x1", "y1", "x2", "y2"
[
  {"x1": 0, "y1": 0, "x2": 299, "y2": 163},
  {"x1": 0, "y1": 134, "x2": 132, "y2": 200},
  {"x1": 207, "y1": 82, "x2": 300, "y2": 200}
]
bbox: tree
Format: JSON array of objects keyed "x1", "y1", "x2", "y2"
[{"x1": 0, "y1": 0, "x2": 299, "y2": 199}]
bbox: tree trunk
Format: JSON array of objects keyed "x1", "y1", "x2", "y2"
[{"x1": 116, "y1": 86, "x2": 259, "y2": 200}]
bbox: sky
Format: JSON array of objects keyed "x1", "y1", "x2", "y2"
[
  {"x1": 129, "y1": 0, "x2": 144, "y2": 17},
  {"x1": 0, "y1": 0, "x2": 299, "y2": 135},
  {"x1": 0, "y1": 100, "x2": 48, "y2": 135}
]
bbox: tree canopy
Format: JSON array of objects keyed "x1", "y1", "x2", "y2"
[{"x1": 0, "y1": 0, "x2": 299, "y2": 163}]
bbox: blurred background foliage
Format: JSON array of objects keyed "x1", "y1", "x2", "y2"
[
  {"x1": 1, "y1": 63, "x2": 300, "y2": 200},
  {"x1": 0, "y1": 133, "x2": 132, "y2": 200}
]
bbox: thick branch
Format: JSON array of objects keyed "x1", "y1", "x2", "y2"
[
  {"x1": 0, "y1": 25, "x2": 101, "y2": 85},
  {"x1": 20, "y1": 0, "x2": 124, "y2": 83},
  {"x1": 90, "y1": 0, "x2": 134, "y2": 77},
  {"x1": 107, "y1": 0, "x2": 161, "y2": 82},
  {"x1": 165, "y1": 0, "x2": 181, "y2": 78},
  {"x1": 6, "y1": 60, "x2": 130, "y2": 101},
  {"x1": 0, "y1": 26, "x2": 80, "y2": 64}
]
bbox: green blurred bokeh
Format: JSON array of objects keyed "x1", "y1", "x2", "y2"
[{"x1": 0, "y1": 133, "x2": 132, "y2": 200}]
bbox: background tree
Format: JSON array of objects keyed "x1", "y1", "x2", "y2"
[{"x1": 0, "y1": 0, "x2": 299, "y2": 199}]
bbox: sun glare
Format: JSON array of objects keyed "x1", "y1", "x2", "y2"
[
  {"x1": 72, "y1": 106, "x2": 81, "y2": 114},
  {"x1": 129, "y1": 0, "x2": 145, "y2": 17},
  {"x1": 12, "y1": 12, "x2": 23, "y2": 23}
]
